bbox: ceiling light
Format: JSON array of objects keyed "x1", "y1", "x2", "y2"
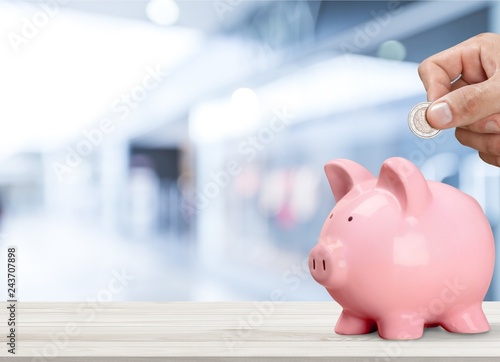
[
  {"x1": 146, "y1": 0, "x2": 180, "y2": 26},
  {"x1": 377, "y1": 40, "x2": 407, "y2": 61},
  {"x1": 230, "y1": 88, "x2": 260, "y2": 114}
]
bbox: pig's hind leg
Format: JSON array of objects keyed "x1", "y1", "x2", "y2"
[
  {"x1": 440, "y1": 304, "x2": 490, "y2": 334},
  {"x1": 376, "y1": 315, "x2": 425, "y2": 340},
  {"x1": 335, "y1": 310, "x2": 377, "y2": 335}
]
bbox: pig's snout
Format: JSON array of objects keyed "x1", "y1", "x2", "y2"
[{"x1": 309, "y1": 244, "x2": 333, "y2": 285}]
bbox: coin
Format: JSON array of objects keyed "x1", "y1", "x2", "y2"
[{"x1": 408, "y1": 102, "x2": 441, "y2": 139}]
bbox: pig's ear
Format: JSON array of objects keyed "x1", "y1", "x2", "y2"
[
  {"x1": 376, "y1": 157, "x2": 431, "y2": 216},
  {"x1": 324, "y1": 159, "x2": 375, "y2": 202}
]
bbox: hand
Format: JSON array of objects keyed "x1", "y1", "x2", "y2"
[{"x1": 418, "y1": 32, "x2": 500, "y2": 167}]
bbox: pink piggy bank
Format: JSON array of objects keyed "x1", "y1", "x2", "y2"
[{"x1": 309, "y1": 157, "x2": 495, "y2": 340}]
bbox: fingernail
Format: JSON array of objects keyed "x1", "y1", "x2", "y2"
[
  {"x1": 485, "y1": 121, "x2": 500, "y2": 133},
  {"x1": 428, "y1": 102, "x2": 453, "y2": 127}
]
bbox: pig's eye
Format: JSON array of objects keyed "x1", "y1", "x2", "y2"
[
  {"x1": 329, "y1": 214, "x2": 333, "y2": 219},
  {"x1": 348, "y1": 216, "x2": 353, "y2": 222}
]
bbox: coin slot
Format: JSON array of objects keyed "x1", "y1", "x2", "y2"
[{"x1": 329, "y1": 213, "x2": 333, "y2": 219}]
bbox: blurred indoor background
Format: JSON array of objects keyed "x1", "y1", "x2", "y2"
[{"x1": 0, "y1": 0, "x2": 499, "y2": 301}]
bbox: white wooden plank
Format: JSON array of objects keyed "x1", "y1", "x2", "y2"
[{"x1": 1, "y1": 302, "x2": 499, "y2": 360}]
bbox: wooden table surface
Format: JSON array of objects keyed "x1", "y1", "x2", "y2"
[{"x1": 1, "y1": 301, "x2": 499, "y2": 361}]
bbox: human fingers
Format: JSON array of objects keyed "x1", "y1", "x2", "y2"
[
  {"x1": 418, "y1": 33, "x2": 500, "y2": 129},
  {"x1": 426, "y1": 76, "x2": 500, "y2": 129},
  {"x1": 418, "y1": 33, "x2": 495, "y2": 102},
  {"x1": 460, "y1": 114, "x2": 500, "y2": 134},
  {"x1": 455, "y1": 128, "x2": 500, "y2": 167},
  {"x1": 478, "y1": 152, "x2": 500, "y2": 167},
  {"x1": 450, "y1": 77, "x2": 469, "y2": 92}
]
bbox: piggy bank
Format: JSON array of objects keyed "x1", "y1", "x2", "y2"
[{"x1": 309, "y1": 157, "x2": 495, "y2": 340}]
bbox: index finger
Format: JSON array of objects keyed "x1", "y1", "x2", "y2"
[
  {"x1": 418, "y1": 61, "x2": 456, "y2": 102},
  {"x1": 417, "y1": 45, "x2": 465, "y2": 102}
]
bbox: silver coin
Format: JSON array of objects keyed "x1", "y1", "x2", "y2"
[{"x1": 408, "y1": 102, "x2": 441, "y2": 139}]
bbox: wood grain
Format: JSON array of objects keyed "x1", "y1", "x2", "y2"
[{"x1": 1, "y1": 302, "x2": 500, "y2": 361}]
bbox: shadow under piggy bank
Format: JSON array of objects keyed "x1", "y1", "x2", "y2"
[{"x1": 309, "y1": 157, "x2": 495, "y2": 340}]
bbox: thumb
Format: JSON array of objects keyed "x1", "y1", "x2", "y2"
[{"x1": 426, "y1": 77, "x2": 500, "y2": 129}]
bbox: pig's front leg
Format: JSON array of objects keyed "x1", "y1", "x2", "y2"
[
  {"x1": 376, "y1": 314, "x2": 425, "y2": 340},
  {"x1": 335, "y1": 310, "x2": 377, "y2": 335}
]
